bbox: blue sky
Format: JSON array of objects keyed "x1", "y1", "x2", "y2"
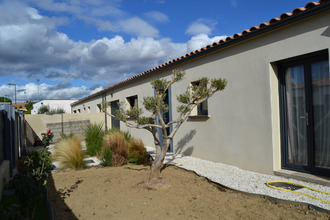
[{"x1": 0, "y1": 0, "x2": 312, "y2": 102}]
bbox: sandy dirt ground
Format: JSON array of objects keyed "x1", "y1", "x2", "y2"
[{"x1": 47, "y1": 165, "x2": 330, "y2": 220}]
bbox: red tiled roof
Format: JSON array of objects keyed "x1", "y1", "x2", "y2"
[
  {"x1": 72, "y1": 0, "x2": 329, "y2": 106},
  {"x1": 313, "y1": 76, "x2": 330, "y2": 86}
]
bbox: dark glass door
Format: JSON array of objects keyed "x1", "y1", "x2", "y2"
[
  {"x1": 280, "y1": 51, "x2": 330, "y2": 176},
  {"x1": 110, "y1": 101, "x2": 120, "y2": 129}
]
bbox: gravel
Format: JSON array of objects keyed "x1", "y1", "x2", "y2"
[{"x1": 146, "y1": 146, "x2": 330, "y2": 211}]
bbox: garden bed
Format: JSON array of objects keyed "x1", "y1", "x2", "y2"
[{"x1": 47, "y1": 165, "x2": 330, "y2": 219}]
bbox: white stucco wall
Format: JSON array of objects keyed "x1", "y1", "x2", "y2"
[
  {"x1": 71, "y1": 11, "x2": 330, "y2": 175},
  {"x1": 32, "y1": 100, "x2": 77, "y2": 114}
]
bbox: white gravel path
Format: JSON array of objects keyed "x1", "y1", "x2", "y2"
[{"x1": 146, "y1": 146, "x2": 330, "y2": 211}]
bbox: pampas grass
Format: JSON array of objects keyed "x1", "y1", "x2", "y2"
[
  {"x1": 128, "y1": 139, "x2": 146, "y2": 164},
  {"x1": 52, "y1": 136, "x2": 85, "y2": 170},
  {"x1": 103, "y1": 132, "x2": 128, "y2": 166}
]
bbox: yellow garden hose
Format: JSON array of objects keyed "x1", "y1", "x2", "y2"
[{"x1": 266, "y1": 181, "x2": 330, "y2": 204}]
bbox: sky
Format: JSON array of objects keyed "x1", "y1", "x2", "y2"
[{"x1": 0, "y1": 0, "x2": 313, "y2": 103}]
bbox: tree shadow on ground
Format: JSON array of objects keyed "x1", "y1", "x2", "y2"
[{"x1": 47, "y1": 173, "x2": 79, "y2": 220}]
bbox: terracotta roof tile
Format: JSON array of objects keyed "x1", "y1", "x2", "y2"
[
  {"x1": 280, "y1": 12, "x2": 292, "y2": 19},
  {"x1": 250, "y1": 26, "x2": 260, "y2": 31},
  {"x1": 72, "y1": 1, "x2": 329, "y2": 106}
]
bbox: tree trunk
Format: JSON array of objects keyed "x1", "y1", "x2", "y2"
[
  {"x1": 149, "y1": 160, "x2": 162, "y2": 180},
  {"x1": 149, "y1": 130, "x2": 168, "y2": 180}
]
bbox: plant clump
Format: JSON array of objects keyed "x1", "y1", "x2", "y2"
[
  {"x1": 101, "y1": 129, "x2": 146, "y2": 166},
  {"x1": 85, "y1": 122, "x2": 104, "y2": 156},
  {"x1": 128, "y1": 139, "x2": 146, "y2": 165},
  {"x1": 52, "y1": 135, "x2": 85, "y2": 170},
  {"x1": 103, "y1": 131, "x2": 128, "y2": 166},
  {"x1": 2, "y1": 150, "x2": 52, "y2": 219}
]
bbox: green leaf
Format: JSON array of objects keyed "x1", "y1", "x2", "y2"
[{"x1": 143, "y1": 96, "x2": 157, "y2": 112}]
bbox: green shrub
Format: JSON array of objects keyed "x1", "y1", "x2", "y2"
[
  {"x1": 10, "y1": 150, "x2": 52, "y2": 219},
  {"x1": 37, "y1": 105, "x2": 50, "y2": 114},
  {"x1": 85, "y1": 123, "x2": 104, "y2": 156},
  {"x1": 103, "y1": 132, "x2": 128, "y2": 166},
  {"x1": 53, "y1": 136, "x2": 85, "y2": 170},
  {"x1": 128, "y1": 139, "x2": 146, "y2": 164},
  {"x1": 101, "y1": 147, "x2": 112, "y2": 166}
]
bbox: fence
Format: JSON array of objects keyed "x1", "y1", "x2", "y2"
[{"x1": 0, "y1": 103, "x2": 24, "y2": 199}]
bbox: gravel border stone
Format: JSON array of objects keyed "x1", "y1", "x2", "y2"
[{"x1": 146, "y1": 146, "x2": 330, "y2": 211}]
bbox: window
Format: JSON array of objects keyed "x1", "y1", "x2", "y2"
[
  {"x1": 191, "y1": 81, "x2": 208, "y2": 116},
  {"x1": 126, "y1": 95, "x2": 138, "y2": 109},
  {"x1": 73, "y1": 110, "x2": 77, "y2": 113},
  {"x1": 88, "y1": 106, "x2": 91, "y2": 113}
]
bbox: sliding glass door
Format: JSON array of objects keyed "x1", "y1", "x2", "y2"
[{"x1": 280, "y1": 50, "x2": 330, "y2": 176}]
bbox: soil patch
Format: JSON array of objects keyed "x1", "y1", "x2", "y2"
[{"x1": 47, "y1": 165, "x2": 330, "y2": 219}]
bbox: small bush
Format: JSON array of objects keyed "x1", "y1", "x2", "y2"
[
  {"x1": 52, "y1": 136, "x2": 85, "y2": 170},
  {"x1": 105, "y1": 128, "x2": 132, "y2": 141},
  {"x1": 128, "y1": 139, "x2": 146, "y2": 164},
  {"x1": 85, "y1": 123, "x2": 104, "y2": 156},
  {"x1": 103, "y1": 132, "x2": 128, "y2": 166},
  {"x1": 38, "y1": 105, "x2": 50, "y2": 114},
  {"x1": 9, "y1": 150, "x2": 52, "y2": 219},
  {"x1": 101, "y1": 147, "x2": 112, "y2": 166}
]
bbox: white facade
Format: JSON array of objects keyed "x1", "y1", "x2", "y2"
[{"x1": 32, "y1": 100, "x2": 77, "y2": 114}]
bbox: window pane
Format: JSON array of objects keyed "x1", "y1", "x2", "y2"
[
  {"x1": 285, "y1": 65, "x2": 307, "y2": 165},
  {"x1": 312, "y1": 61, "x2": 330, "y2": 168}
]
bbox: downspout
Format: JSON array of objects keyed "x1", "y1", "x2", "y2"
[{"x1": 102, "y1": 93, "x2": 107, "y2": 130}]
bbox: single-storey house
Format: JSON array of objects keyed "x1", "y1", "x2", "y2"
[
  {"x1": 32, "y1": 99, "x2": 77, "y2": 114},
  {"x1": 72, "y1": 1, "x2": 330, "y2": 178}
]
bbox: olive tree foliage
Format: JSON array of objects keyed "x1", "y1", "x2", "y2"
[{"x1": 99, "y1": 69, "x2": 227, "y2": 180}]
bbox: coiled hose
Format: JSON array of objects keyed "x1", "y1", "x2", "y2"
[{"x1": 266, "y1": 181, "x2": 330, "y2": 204}]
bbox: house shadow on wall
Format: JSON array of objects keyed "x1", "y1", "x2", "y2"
[
  {"x1": 47, "y1": 174, "x2": 79, "y2": 220},
  {"x1": 25, "y1": 120, "x2": 42, "y2": 147}
]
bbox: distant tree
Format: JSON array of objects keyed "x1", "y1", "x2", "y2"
[
  {"x1": 99, "y1": 69, "x2": 227, "y2": 180},
  {"x1": 49, "y1": 108, "x2": 66, "y2": 114},
  {"x1": 38, "y1": 105, "x2": 50, "y2": 114},
  {"x1": 38, "y1": 105, "x2": 65, "y2": 115},
  {"x1": 0, "y1": 97, "x2": 12, "y2": 103},
  {"x1": 25, "y1": 101, "x2": 35, "y2": 114}
]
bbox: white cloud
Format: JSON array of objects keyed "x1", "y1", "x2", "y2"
[
  {"x1": 186, "y1": 18, "x2": 217, "y2": 36},
  {"x1": 144, "y1": 11, "x2": 169, "y2": 23},
  {"x1": 186, "y1": 34, "x2": 227, "y2": 52},
  {"x1": 26, "y1": 7, "x2": 43, "y2": 20},
  {"x1": 0, "y1": 82, "x2": 91, "y2": 101},
  {"x1": 119, "y1": 17, "x2": 160, "y2": 38},
  {"x1": 0, "y1": 1, "x2": 229, "y2": 101}
]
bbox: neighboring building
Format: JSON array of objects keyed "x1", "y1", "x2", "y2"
[
  {"x1": 32, "y1": 100, "x2": 77, "y2": 114},
  {"x1": 13, "y1": 102, "x2": 27, "y2": 112},
  {"x1": 72, "y1": 1, "x2": 330, "y2": 178}
]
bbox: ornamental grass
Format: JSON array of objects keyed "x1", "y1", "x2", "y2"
[{"x1": 52, "y1": 136, "x2": 85, "y2": 170}]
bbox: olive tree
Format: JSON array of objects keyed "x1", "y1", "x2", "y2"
[{"x1": 99, "y1": 69, "x2": 227, "y2": 180}]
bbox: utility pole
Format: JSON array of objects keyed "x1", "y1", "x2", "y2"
[
  {"x1": 8, "y1": 83, "x2": 16, "y2": 108},
  {"x1": 36, "y1": 79, "x2": 40, "y2": 101}
]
